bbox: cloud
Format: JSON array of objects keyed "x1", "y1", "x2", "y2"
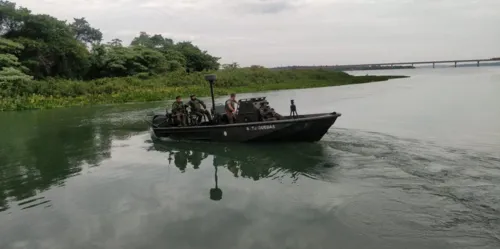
[
  {"x1": 230, "y1": 0, "x2": 299, "y2": 14},
  {"x1": 12, "y1": 0, "x2": 500, "y2": 67},
  {"x1": 138, "y1": 0, "x2": 202, "y2": 10},
  {"x1": 138, "y1": 2, "x2": 165, "y2": 8}
]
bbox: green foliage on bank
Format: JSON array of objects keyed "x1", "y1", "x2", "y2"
[
  {"x1": 0, "y1": 67, "x2": 406, "y2": 111},
  {"x1": 0, "y1": 0, "x2": 219, "y2": 81}
]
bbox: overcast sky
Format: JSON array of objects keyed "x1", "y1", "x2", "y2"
[{"x1": 14, "y1": 0, "x2": 500, "y2": 67}]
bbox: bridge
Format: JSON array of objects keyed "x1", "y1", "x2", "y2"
[
  {"x1": 274, "y1": 57, "x2": 500, "y2": 70},
  {"x1": 339, "y1": 58, "x2": 500, "y2": 68}
]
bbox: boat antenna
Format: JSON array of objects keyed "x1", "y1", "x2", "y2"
[{"x1": 204, "y1": 74, "x2": 217, "y2": 115}]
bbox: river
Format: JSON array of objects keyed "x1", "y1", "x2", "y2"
[{"x1": 0, "y1": 67, "x2": 499, "y2": 249}]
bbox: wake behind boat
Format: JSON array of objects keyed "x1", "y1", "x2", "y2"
[{"x1": 149, "y1": 74, "x2": 341, "y2": 142}]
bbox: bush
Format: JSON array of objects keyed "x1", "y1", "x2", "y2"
[{"x1": 0, "y1": 68, "x2": 407, "y2": 111}]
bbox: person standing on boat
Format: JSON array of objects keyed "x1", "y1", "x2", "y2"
[
  {"x1": 225, "y1": 93, "x2": 238, "y2": 124},
  {"x1": 171, "y1": 96, "x2": 187, "y2": 126},
  {"x1": 188, "y1": 94, "x2": 212, "y2": 123}
]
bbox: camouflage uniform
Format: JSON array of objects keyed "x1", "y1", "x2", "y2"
[
  {"x1": 188, "y1": 98, "x2": 212, "y2": 123},
  {"x1": 171, "y1": 101, "x2": 187, "y2": 126}
]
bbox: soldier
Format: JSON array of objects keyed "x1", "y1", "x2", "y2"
[
  {"x1": 225, "y1": 93, "x2": 238, "y2": 124},
  {"x1": 171, "y1": 96, "x2": 187, "y2": 126},
  {"x1": 188, "y1": 94, "x2": 212, "y2": 123}
]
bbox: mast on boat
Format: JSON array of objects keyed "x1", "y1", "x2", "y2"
[{"x1": 204, "y1": 74, "x2": 217, "y2": 115}]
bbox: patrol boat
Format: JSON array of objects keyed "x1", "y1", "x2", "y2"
[{"x1": 149, "y1": 74, "x2": 341, "y2": 142}]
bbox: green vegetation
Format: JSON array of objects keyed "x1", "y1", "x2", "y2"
[
  {"x1": 0, "y1": 1, "x2": 407, "y2": 111},
  {"x1": 0, "y1": 68, "x2": 406, "y2": 111}
]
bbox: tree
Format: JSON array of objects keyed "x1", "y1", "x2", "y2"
[
  {"x1": 222, "y1": 62, "x2": 239, "y2": 70},
  {"x1": 0, "y1": 0, "x2": 30, "y2": 35},
  {"x1": 150, "y1": 34, "x2": 173, "y2": 49},
  {"x1": 250, "y1": 65, "x2": 266, "y2": 70},
  {"x1": 130, "y1": 32, "x2": 152, "y2": 47},
  {"x1": 162, "y1": 48, "x2": 187, "y2": 69},
  {"x1": 108, "y1": 38, "x2": 122, "y2": 47},
  {"x1": 174, "y1": 41, "x2": 220, "y2": 72},
  {"x1": 0, "y1": 38, "x2": 30, "y2": 74},
  {"x1": 131, "y1": 46, "x2": 169, "y2": 74},
  {"x1": 130, "y1": 32, "x2": 173, "y2": 50},
  {"x1": 129, "y1": 32, "x2": 219, "y2": 72},
  {"x1": 87, "y1": 44, "x2": 171, "y2": 78},
  {"x1": 0, "y1": 2, "x2": 222, "y2": 81},
  {"x1": 69, "y1": 17, "x2": 103, "y2": 46},
  {"x1": 0, "y1": 66, "x2": 32, "y2": 81},
  {"x1": 0, "y1": 38, "x2": 33, "y2": 97},
  {"x1": 4, "y1": 14, "x2": 90, "y2": 79}
]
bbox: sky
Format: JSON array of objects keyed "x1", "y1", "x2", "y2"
[{"x1": 13, "y1": 0, "x2": 500, "y2": 67}]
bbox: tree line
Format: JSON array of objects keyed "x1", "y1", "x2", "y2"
[{"x1": 0, "y1": 0, "x2": 221, "y2": 83}]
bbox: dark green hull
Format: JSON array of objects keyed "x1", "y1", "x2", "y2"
[{"x1": 151, "y1": 112, "x2": 341, "y2": 143}]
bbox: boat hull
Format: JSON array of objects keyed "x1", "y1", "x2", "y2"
[{"x1": 151, "y1": 112, "x2": 341, "y2": 143}]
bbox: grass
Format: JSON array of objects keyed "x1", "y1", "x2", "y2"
[{"x1": 0, "y1": 68, "x2": 408, "y2": 111}]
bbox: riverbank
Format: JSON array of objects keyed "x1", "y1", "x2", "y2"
[{"x1": 0, "y1": 68, "x2": 407, "y2": 111}]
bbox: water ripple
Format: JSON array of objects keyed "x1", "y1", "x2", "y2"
[{"x1": 321, "y1": 128, "x2": 500, "y2": 248}]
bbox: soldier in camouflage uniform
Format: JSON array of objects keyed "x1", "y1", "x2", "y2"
[
  {"x1": 188, "y1": 94, "x2": 212, "y2": 123},
  {"x1": 171, "y1": 96, "x2": 187, "y2": 126},
  {"x1": 225, "y1": 93, "x2": 238, "y2": 124}
]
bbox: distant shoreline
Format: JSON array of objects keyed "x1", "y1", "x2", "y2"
[
  {"x1": 272, "y1": 61, "x2": 500, "y2": 71},
  {"x1": 273, "y1": 65, "x2": 415, "y2": 71}
]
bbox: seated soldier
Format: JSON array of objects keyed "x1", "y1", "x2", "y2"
[
  {"x1": 171, "y1": 96, "x2": 187, "y2": 126},
  {"x1": 188, "y1": 94, "x2": 212, "y2": 124}
]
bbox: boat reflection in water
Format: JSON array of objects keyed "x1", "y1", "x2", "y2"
[{"x1": 149, "y1": 140, "x2": 337, "y2": 201}]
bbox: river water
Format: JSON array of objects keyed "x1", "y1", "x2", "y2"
[{"x1": 0, "y1": 67, "x2": 499, "y2": 249}]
